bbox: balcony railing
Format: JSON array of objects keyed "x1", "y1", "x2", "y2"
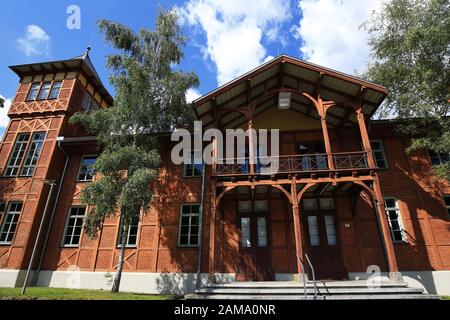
[{"x1": 215, "y1": 151, "x2": 370, "y2": 176}]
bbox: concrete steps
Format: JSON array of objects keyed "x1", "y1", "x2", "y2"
[{"x1": 185, "y1": 280, "x2": 440, "y2": 300}]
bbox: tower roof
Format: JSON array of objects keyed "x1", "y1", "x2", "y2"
[{"x1": 9, "y1": 50, "x2": 113, "y2": 104}]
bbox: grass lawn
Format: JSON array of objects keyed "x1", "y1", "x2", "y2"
[
  {"x1": 441, "y1": 296, "x2": 450, "y2": 300},
  {"x1": 0, "y1": 287, "x2": 171, "y2": 300}
]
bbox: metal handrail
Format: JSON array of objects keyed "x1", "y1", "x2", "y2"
[
  {"x1": 304, "y1": 253, "x2": 318, "y2": 299},
  {"x1": 297, "y1": 255, "x2": 307, "y2": 300}
]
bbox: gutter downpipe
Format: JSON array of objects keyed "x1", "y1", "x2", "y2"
[
  {"x1": 31, "y1": 137, "x2": 70, "y2": 286},
  {"x1": 21, "y1": 180, "x2": 56, "y2": 294},
  {"x1": 196, "y1": 161, "x2": 207, "y2": 289}
]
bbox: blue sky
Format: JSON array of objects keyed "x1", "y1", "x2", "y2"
[{"x1": 0, "y1": 0, "x2": 383, "y2": 137}]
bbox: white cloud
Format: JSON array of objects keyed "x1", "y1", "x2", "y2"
[
  {"x1": 17, "y1": 25, "x2": 50, "y2": 56},
  {"x1": 186, "y1": 88, "x2": 202, "y2": 103},
  {"x1": 179, "y1": 0, "x2": 292, "y2": 85},
  {"x1": 0, "y1": 96, "x2": 11, "y2": 130},
  {"x1": 293, "y1": 0, "x2": 382, "y2": 75}
]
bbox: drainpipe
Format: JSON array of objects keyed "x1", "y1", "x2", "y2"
[
  {"x1": 31, "y1": 137, "x2": 70, "y2": 286},
  {"x1": 21, "y1": 180, "x2": 57, "y2": 295},
  {"x1": 196, "y1": 161, "x2": 207, "y2": 288}
]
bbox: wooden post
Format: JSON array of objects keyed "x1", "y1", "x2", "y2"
[
  {"x1": 248, "y1": 119, "x2": 255, "y2": 175},
  {"x1": 356, "y1": 107, "x2": 376, "y2": 168},
  {"x1": 290, "y1": 178, "x2": 305, "y2": 277},
  {"x1": 372, "y1": 176, "x2": 401, "y2": 281},
  {"x1": 318, "y1": 98, "x2": 334, "y2": 170},
  {"x1": 212, "y1": 137, "x2": 217, "y2": 176}
]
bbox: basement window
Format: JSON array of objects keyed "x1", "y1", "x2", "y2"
[
  {"x1": 178, "y1": 204, "x2": 200, "y2": 247},
  {"x1": 0, "y1": 202, "x2": 23, "y2": 245},
  {"x1": 383, "y1": 197, "x2": 407, "y2": 243},
  {"x1": 62, "y1": 206, "x2": 86, "y2": 247}
]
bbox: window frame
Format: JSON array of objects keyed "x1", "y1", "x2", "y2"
[
  {"x1": 3, "y1": 131, "x2": 46, "y2": 178},
  {"x1": 0, "y1": 202, "x2": 5, "y2": 225},
  {"x1": 61, "y1": 206, "x2": 86, "y2": 247},
  {"x1": 48, "y1": 81, "x2": 62, "y2": 100},
  {"x1": 81, "y1": 91, "x2": 101, "y2": 113},
  {"x1": 19, "y1": 132, "x2": 46, "y2": 177},
  {"x1": 178, "y1": 204, "x2": 201, "y2": 248},
  {"x1": 0, "y1": 202, "x2": 23, "y2": 245},
  {"x1": 183, "y1": 150, "x2": 203, "y2": 178},
  {"x1": 116, "y1": 214, "x2": 140, "y2": 248},
  {"x1": 444, "y1": 195, "x2": 450, "y2": 218},
  {"x1": 383, "y1": 196, "x2": 407, "y2": 243},
  {"x1": 428, "y1": 150, "x2": 450, "y2": 166},
  {"x1": 76, "y1": 155, "x2": 98, "y2": 182},
  {"x1": 370, "y1": 140, "x2": 389, "y2": 169},
  {"x1": 26, "y1": 83, "x2": 42, "y2": 101}
]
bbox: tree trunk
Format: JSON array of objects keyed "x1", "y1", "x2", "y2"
[{"x1": 112, "y1": 223, "x2": 128, "y2": 293}]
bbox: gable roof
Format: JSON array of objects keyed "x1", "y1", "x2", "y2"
[{"x1": 193, "y1": 54, "x2": 388, "y2": 129}]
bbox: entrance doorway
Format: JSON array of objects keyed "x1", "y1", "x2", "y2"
[
  {"x1": 237, "y1": 200, "x2": 272, "y2": 281},
  {"x1": 302, "y1": 198, "x2": 345, "y2": 280}
]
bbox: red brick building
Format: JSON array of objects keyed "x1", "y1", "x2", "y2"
[{"x1": 0, "y1": 53, "x2": 449, "y2": 295}]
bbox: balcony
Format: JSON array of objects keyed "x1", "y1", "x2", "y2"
[{"x1": 215, "y1": 151, "x2": 372, "y2": 177}]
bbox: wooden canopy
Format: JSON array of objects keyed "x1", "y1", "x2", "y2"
[{"x1": 193, "y1": 55, "x2": 388, "y2": 129}]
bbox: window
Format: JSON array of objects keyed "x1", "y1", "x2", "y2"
[
  {"x1": 0, "y1": 202, "x2": 23, "y2": 244},
  {"x1": 27, "y1": 83, "x2": 41, "y2": 101},
  {"x1": 324, "y1": 215, "x2": 337, "y2": 245},
  {"x1": 254, "y1": 200, "x2": 268, "y2": 212},
  {"x1": 81, "y1": 92, "x2": 92, "y2": 111},
  {"x1": 383, "y1": 197, "x2": 407, "y2": 243},
  {"x1": 63, "y1": 207, "x2": 86, "y2": 246},
  {"x1": 37, "y1": 82, "x2": 52, "y2": 100},
  {"x1": 20, "y1": 132, "x2": 45, "y2": 176},
  {"x1": 238, "y1": 201, "x2": 252, "y2": 213},
  {"x1": 319, "y1": 198, "x2": 334, "y2": 210},
  {"x1": 257, "y1": 217, "x2": 268, "y2": 247},
  {"x1": 178, "y1": 204, "x2": 200, "y2": 246},
  {"x1": 0, "y1": 202, "x2": 5, "y2": 223},
  {"x1": 303, "y1": 199, "x2": 318, "y2": 210},
  {"x1": 48, "y1": 81, "x2": 62, "y2": 99},
  {"x1": 183, "y1": 151, "x2": 203, "y2": 177},
  {"x1": 428, "y1": 150, "x2": 449, "y2": 165},
  {"x1": 371, "y1": 140, "x2": 388, "y2": 168},
  {"x1": 4, "y1": 133, "x2": 30, "y2": 177},
  {"x1": 241, "y1": 217, "x2": 251, "y2": 248},
  {"x1": 307, "y1": 216, "x2": 320, "y2": 246},
  {"x1": 90, "y1": 100, "x2": 99, "y2": 111},
  {"x1": 77, "y1": 156, "x2": 97, "y2": 181},
  {"x1": 117, "y1": 215, "x2": 140, "y2": 247},
  {"x1": 444, "y1": 195, "x2": 450, "y2": 217}
]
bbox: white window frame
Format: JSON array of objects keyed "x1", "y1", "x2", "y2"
[
  {"x1": 116, "y1": 214, "x2": 140, "y2": 248},
  {"x1": 383, "y1": 197, "x2": 407, "y2": 243},
  {"x1": 62, "y1": 206, "x2": 86, "y2": 247},
  {"x1": 370, "y1": 140, "x2": 388, "y2": 169},
  {"x1": 0, "y1": 202, "x2": 23, "y2": 245},
  {"x1": 178, "y1": 204, "x2": 200, "y2": 247},
  {"x1": 76, "y1": 155, "x2": 97, "y2": 182},
  {"x1": 4, "y1": 133, "x2": 31, "y2": 177}
]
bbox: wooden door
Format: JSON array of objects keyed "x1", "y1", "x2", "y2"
[
  {"x1": 304, "y1": 211, "x2": 345, "y2": 280},
  {"x1": 237, "y1": 212, "x2": 272, "y2": 281}
]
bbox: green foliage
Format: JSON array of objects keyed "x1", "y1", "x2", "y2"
[
  {"x1": 0, "y1": 96, "x2": 4, "y2": 108},
  {"x1": 70, "y1": 7, "x2": 199, "y2": 239},
  {"x1": 363, "y1": 0, "x2": 450, "y2": 180}
]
